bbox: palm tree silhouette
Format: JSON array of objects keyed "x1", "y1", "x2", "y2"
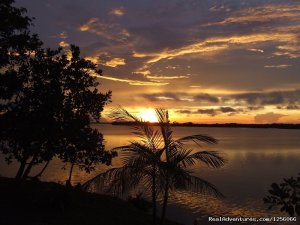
[
  {"x1": 84, "y1": 107, "x2": 225, "y2": 225},
  {"x1": 155, "y1": 109, "x2": 224, "y2": 225}
]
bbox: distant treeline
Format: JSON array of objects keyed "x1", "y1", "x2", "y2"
[{"x1": 111, "y1": 121, "x2": 300, "y2": 129}]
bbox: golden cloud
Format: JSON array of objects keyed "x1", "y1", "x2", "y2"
[
  {"x1": 146, "y1": 75, "x2": 189, "y2": 80},
  {"x1": 85, "y1": 54, "x2": 126, "y2": 67},
  {"x1": 85, "y1": 55, "x2": 100, "y2": 64},
  {"x1": 110, "y1": 7, "x2": 125, "y2": 17},
  {"x1": 59, "y1": 31, "x2": 68, "y2": 39},
  {"x1": 207, "y1": 4, "x2": 300, "y2": 26},
  {"x1": 104, "y1": 58, "x2": 126, "y2": 67},
  {"x1": 59, "y1": 41, "x2": 69, "y2": 48},
  {"x1": 133, "y1": 32, "x2": 297, "y2": 64},
  {"x1": 248, "y1": 48, "x2": 264, "y2": 53},
  {"x1": 79, "y1": 17, "x2": 130, "y2": 43},
  {"x1": 90, "y1": 73, "x2": 168, "y2": 86},
  {"x1": 274, "y1": 44, "x2": 300, "y2": 58},
  {"x1": 264, "y1": 64, "x2": 292, "y2": 69}
]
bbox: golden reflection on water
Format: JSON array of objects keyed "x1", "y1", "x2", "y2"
[{"x1": 169, "y1": 191, "x2": 288, "y2": 224}]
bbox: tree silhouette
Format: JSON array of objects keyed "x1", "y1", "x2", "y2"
[
  {"x1": 84, "y1": 107, "x2": 225, "y2": 225},
  {"x1": 0, "y1": 1, "x2": 114, "y2": 181},
  {"x1": 0, "y1": 0, "x2": 41, "y2": 68},
  {"x1": 264, "y1": 173, "x2": 300, "y2": 216}
]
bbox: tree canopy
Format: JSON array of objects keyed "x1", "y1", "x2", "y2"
[{"x1": 0, "y1": 0, "x2": 114, "y2": 181}]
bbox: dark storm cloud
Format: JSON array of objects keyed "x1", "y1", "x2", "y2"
[
  {"x1": 141, "y1": 92, "x2": 219, "y2": 103},
  {"x1": 141, "y1": 92, "x2": 183, "y2": 101},
  {"x1": 230, "y1": 89, "x2": 300, "y2": 105},
  {"x1": 197, "y1": 108, "x2": 218, "y2": 116},
  {"x1": 194, "y1": 93, "x2": 219, "y2": 103},
  {"x1": 176, "y1": 108, "x2": 218, "y2": 116},
  {"x1": 277, "y1": 104, "x2": 300, "y2": 110},
  {"x1": 247, "y1": 106, "x2": 264, "y2": 111},
  {"x1": 142, "y1": 89, "x2": 300, "y2": 109},
  {"x1": 219, "y1": 107, "x2": 236, "y2": 113},
  {"x1": 176, "y1": 106, "x2": 242, "y2": 117},
  {"x1": 176, "y1": 110, "x2": 193, "y2": 114},
  {"x1": 286, "y1": 104, "x2": 300, "y2": 110}
]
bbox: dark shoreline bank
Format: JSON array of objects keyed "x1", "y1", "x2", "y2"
[{"x1": 0, "y1": 177, "x2": 181, "y2": 225}]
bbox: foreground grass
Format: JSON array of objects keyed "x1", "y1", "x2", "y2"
[{"x1": 0, "y1": 177, "x2": 181, "y2": 225}]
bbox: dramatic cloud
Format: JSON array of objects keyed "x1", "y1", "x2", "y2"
[{"x1": 17, "y1": 0, "x2": 300, "y2": 123}]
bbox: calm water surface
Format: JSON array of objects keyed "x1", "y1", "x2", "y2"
[{"x1": 1, "y1": 124, "x2": 299, "y2": 224}]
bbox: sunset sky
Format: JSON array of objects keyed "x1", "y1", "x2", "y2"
[{"x1": 16, "y1": 0, "x2": 300, "y2": 123}]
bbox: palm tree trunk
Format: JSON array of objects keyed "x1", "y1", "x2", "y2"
[
  {"x1": 33, "y1": 160, "x2": 50, "y2": 178},
  {"x1": 160, "y1": 115, "x2": 171, "y2": 225},
  {"x1": 152, "y1": 167, "x2": 157, "y2": 225},
  {"x1": 160, "y1": 181, "x2": 169, "y2": 225}
]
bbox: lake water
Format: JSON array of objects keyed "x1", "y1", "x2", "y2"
[{"x1": 1, "y1": 124, "x2": 300, "y2": 225}]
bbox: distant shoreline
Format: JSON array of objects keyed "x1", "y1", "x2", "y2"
[{"x1": 95, "y1": 122, "x2": 300, "y2": 130}]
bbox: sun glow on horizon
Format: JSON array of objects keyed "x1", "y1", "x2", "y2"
[{"x1": 139, "y1": 109, "x2": 159, "y2": 123}]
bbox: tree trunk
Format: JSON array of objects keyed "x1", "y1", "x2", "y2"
[
  {"x1": 68, "y1": 163, "x2": 75, "y2": 184},
  {"x1": 22, "y1": 155, "x2": 37, "y2": 179},
  {"x1": 160, "y1": 181, "x2": 169, "y2": 225},
  {"x1": 33, "y1": 160, "x2": 50, "y2": 178},
  {"x1": 15, "y1": 160, "x2": 27, "y2": 180},
  {"x1": 152, "y1": 167, "x2": 157, "y2": 225}
]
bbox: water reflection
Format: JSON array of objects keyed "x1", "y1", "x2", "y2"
[{"x1": 0, "y1": 124, "x2": 299, "y2": 224}]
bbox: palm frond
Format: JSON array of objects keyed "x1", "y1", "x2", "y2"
[
  {"x1": 132, "y1": 126, "x2": 164, "y2": 151},
  {"x1": 176, "y1": 134, "x2": 218, "y2": 146},
  {"x1": 82, "y1": 167, "x2": 121, "y2": 193},
  {"x1": 83, "y1": 166, "x2": 145, "y2": 196},
  {"x1": 169, "y1": 146, "x2": 194, "y2": 166},
  {"x1": 177, "y1": 174, "x2": 224, "y2": 199},
  {"x1": 180, "y1": 151, "x2": 225, "y2": 168},
  {"x1": 155, "y1": 108, "x2": 169, "y2": 124},
  {"x1": 109, "y1": 106, "x2": 142, "y2": 122}
]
